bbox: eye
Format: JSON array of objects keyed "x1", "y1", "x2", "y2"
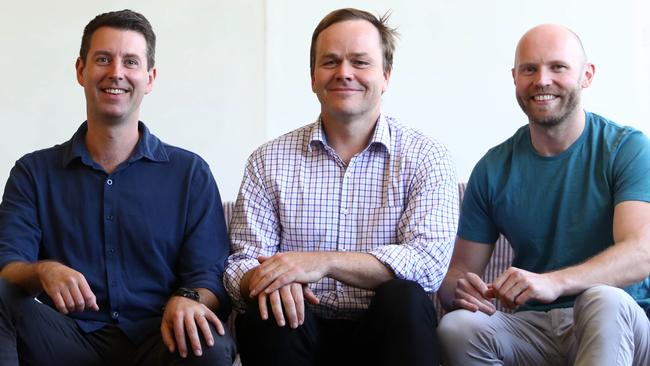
[
  {"x1": 551, "y1": 64, "x2": 568, "y2": 72},
  {"x1": 124, "y1": 58, "x2": 140, "y2": 68},
  {"x1": 95, "y1": 56, "x2": 110, "y2": 65},
  {"x1": 321, "y1": 59, "x2": 338, "y2": 68},
  {"x1": 352, "y1": 60, "x2": 370, "y2": 67},
  {"x1": 520, "y1": 66, "x2": 536, "y2": 75}
]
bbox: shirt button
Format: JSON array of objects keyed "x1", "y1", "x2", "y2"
[
  {"x1": 341, "y1": 208, "x2": 348, "y2": 215},
  {"x1": 106, "y1": 215, "x2": 114, "y2": 221},
  {"x1": 107, "y1": 248, "x2": 115, "y2": 255},
  {"x1": 106, "y1": 179, "x2": 113, "y2": 186},
  {"x1": 111, "y1": 311, "x2": 119, "y2": 319}
]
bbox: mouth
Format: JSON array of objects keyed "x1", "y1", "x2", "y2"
[
  {"x1": 329, "y1": 88, "x2": 362, "y2": 93},
  {"x1": 102, "y1": 88, "x2": 129, "y2": 95},
  {"x1": 531, "y1": 94, "x2": 557, "y2": 101}
]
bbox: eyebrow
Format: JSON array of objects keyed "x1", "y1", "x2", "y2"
[
  {"x1": 91, "y1": 50, "x2": 142, "y2": 60},
  {"x1": 318, "y1": 51, "x2": 371, "y2": 59}
]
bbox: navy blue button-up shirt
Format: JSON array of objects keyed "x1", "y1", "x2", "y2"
[{"x1": 0, "y1": 122, "x2": 230, "y2": 342}]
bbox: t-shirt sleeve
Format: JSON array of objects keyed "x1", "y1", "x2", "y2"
[
  {"x1": 457, "y1": 156, "x2": 501, "y2": 245},
  {"x1": 612, "y1": 130, "x2": 650, "y2": 204}
]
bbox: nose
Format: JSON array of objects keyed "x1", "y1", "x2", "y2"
[
  {"x1": 334, "y1": 60, "x2": 353, "y2": 81},
  {"x1": 107, "y1": 60, "x2": 124, "y2": 81},
  {"x1": 533, "y1": 67, "x2": 552, "y2": 88}
]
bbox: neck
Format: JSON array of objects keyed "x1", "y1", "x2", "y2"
[
  {"x1": 529, "y1": 108, "x2": 586, "y2": 156},
  {"x1": 85, "y1": 118, "x2": 140, "y2": 173},
  {"x1": 321, "y1": 111, "x2": 380, "y2": 164}
]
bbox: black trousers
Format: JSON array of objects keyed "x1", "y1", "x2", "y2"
[
  {"x1": 0, "y1": 279, "x2": 236, "y2": 366},
  {"x1": 236, "y1": 279, "x2": 440, "y2": 366}
]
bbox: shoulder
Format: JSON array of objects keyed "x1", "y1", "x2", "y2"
[
  {"x1": 14, "y1": 141, "x2": 70, "y2": 171},
  {"x1": 247, "y1": 122, "x2": 314, "y2": 165},
  {"x1": 586, "y1": 112, "x2": 649, "y2": 152},
  {"x1": 474, "y1": 125, "x2": 529, "y2": 172},
  {"x1": 385, "y1": 116, "x2": 450, "y2": 162}
]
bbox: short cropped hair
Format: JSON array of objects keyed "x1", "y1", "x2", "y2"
[
  {"x1": 79, "y1": 9, "x2": 156, "y2": 70},
  {"x1": 309, "y1": 8, "x2": 399, "y2": 75}
]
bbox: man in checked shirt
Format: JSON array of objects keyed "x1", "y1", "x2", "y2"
[{"x1": 224, "y1": 8, "x2": 458, "y2": 366}]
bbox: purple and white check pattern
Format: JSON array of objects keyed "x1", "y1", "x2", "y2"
[{"x1": 224, "y1": 115, "x2": 458, "y2": 319}]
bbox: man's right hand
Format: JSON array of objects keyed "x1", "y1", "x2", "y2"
[
  {"x1": 257, "y1": 282, "x2": 319, "y2": 329},
  {"x1": 36, "y1": 261, "x2": 99, "y2": 314},
  {"x1": 451, "y1": 272, "x2": 496, "y2": 315}
]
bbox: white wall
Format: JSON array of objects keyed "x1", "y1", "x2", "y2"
[{"x1": 1, "y1": 0, "x2": 648, "y2": 202}]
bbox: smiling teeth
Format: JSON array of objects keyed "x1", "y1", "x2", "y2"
[
  {"x1": 533, "y1": 94, "x2": 555, "y2": 101},
  {"x1": 104, "y1": 88, "x2": 126, "y2": 94}
]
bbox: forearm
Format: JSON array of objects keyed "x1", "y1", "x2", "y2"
[
  {"x1": 0, "y1": 261, "x2": 45, "y2": 295},
  {"x1": 325, "y1": 252, "x2": 394, "y2": 290},
  {"x1": 550, "y1": 239, "x2": 650, "y2": 296}
]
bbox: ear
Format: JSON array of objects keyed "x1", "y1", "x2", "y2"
[
  {"x1": 511, "y1": 67, "x2": 516, "y2": 85},
  {"x1": 75, "y1": 57, "x2": 85, "y2": 86},
  {"x1": 381, "y1": 69, "x2": 391, "y2": 94},
  {"x1": 311, "y1": 72, "x2": 316, "y2": 93},
  {"x1": 580, "y1": 62, "x2": 595, "y2": 88},
  {"x1": 145, "y1": 67, "x2": 157, "y2": 94}
]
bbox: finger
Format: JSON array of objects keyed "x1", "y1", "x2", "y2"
[
  {"x1": 514, "y1": 287, "x2": 533, "y2": 306},
  {"x1": 161, "y1": 320, "x2": 176, "y2": 353},
  {"x1": 291, "y1": 284, "x2": 305, "y2": 325},
  {"x1": 206, "y1": 311, "x2": 225, "y2": 337},
  {"x1": 280, "y1": 286, "x2": 298, "y2": 329},
  {"x1": 59, "y1": 287, "x2": 76, "y2": 314},
  {"x1": 78, "y1": 278, "x2": 99, "y2": 311},
  {"x1": 172, "y1": 312, "x2": 188, "y2": 358},
  {"x1": 50, "y1": 291, "x2": 69, "y2": 314},
  {"x1": 455, "y1": 288, "x2": 496, "y2": 314},
  {"x1": 466, "y1": 273, "x2": 491, "y2": 297},
  {"x1": 184, "y1": 312, "x2": 202, "y2": 357},
  {"x1": 67, "y1": 284, "x2": 86, "y2": 313},
  {"x1": 194, "y1": 311, "x2": 214, "y2": 348},
  {"x1": 257, "y1": 255, "x2": 270, "y2": 264},
  {"x1": 258, "y1": 292, "x2": 269, "y2": 320},
  {"x1": 269, "y1": 290, "x2": 285, "y2": 327},
  {"x1": 452, "y1": 298, "x2": 478, "y2": 312},
  {"x1": 503, "y1": 281, "x2": 529, "y2": 306},
  {"x1": 303, "y1": 286, "x2": 319, "y2": 304},
  {"x1": 250, "y1": 263, "x2": 282, "y2": 297},
  {"x1": 264, "y1": 273, "x2": 295, "y2": 295}
]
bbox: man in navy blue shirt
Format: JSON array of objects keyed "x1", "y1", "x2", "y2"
[{"x1": 0, "y1": 9, "x2": 235, "y2": 366}]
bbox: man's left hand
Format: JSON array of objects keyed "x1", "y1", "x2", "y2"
[
  {"x1": 249, "y1": 252, "x2": 328, "y2": 297},
  {"x1": 490, "y1": 267, "x2": 563, "y2": 309},
  {"x1": 161, "y1": 296, "x2": 225, "y2": 358}
]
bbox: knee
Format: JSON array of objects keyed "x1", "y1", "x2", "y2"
[
  {"x1": 372, "y1": 279, "x2": 431, "y2": 313},
  {"x1": 195, "y1": 328, "x2": 237, "y2": 366},
  {"x1": 369, "y1": 279, "x2": 435, "y2": 327},
  {"x1": 574, "y1": 285, "x2": 636, "y2": 315},
  {"x1": 0, "y1": 279, "x2": 30, "y2": 308},
  {"x1": 438, "y1": 309, "x2": 490, "y2": 345}
]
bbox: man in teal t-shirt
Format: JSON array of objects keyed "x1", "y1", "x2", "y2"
[{"x1": 437, "y1": 24, "x2": 650, "y2": 365}]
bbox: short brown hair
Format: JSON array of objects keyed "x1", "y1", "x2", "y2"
[
  {"x1": 309, "y1": 8, "x2": 399, "y2": 75},
  {"x1": 79, "y1": 9, "x2": 156, "y2": 70}
]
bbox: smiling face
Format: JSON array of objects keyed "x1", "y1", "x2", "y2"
[
  {"x1": 76, "y1": 26, "x2": 156, "y2": 126},
  {"x1": 512, "y1": 25, "x2": 594, "y2": 128},
  {"x1": 311, "y1": 20, "x2": 390, "y2": 124}
]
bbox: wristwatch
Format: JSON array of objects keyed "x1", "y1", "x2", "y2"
[{"x1": 173, "y1": 287, "x2": 200, "y2": 302}]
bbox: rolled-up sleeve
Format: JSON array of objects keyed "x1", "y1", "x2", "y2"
[{"x1": 369, "y1": 147, "x2": 458, "y2": 293}]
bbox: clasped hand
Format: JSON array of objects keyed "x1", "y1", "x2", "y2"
[
  {"x1": 453, "y1": 267, "x2": 562, "y2": 314},
  {"x1": 248, "y1": 253, "x2": 322, "y2": 328}
]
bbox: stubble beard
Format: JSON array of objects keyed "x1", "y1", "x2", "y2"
[{"x1": 517, "y1": 85, "x2": 581, "y2": 129}]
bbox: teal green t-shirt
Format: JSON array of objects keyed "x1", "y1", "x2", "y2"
[{"x1": 459, "y1": 111, "x2": 650, "y2": 312}]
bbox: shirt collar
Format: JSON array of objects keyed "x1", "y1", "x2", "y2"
[
  {"x1": 62, "y1": 121, "x2": 169, "y2": 167},
  {"x1": 307, "y1": 114, "x2": 392, "y2": 155}
]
